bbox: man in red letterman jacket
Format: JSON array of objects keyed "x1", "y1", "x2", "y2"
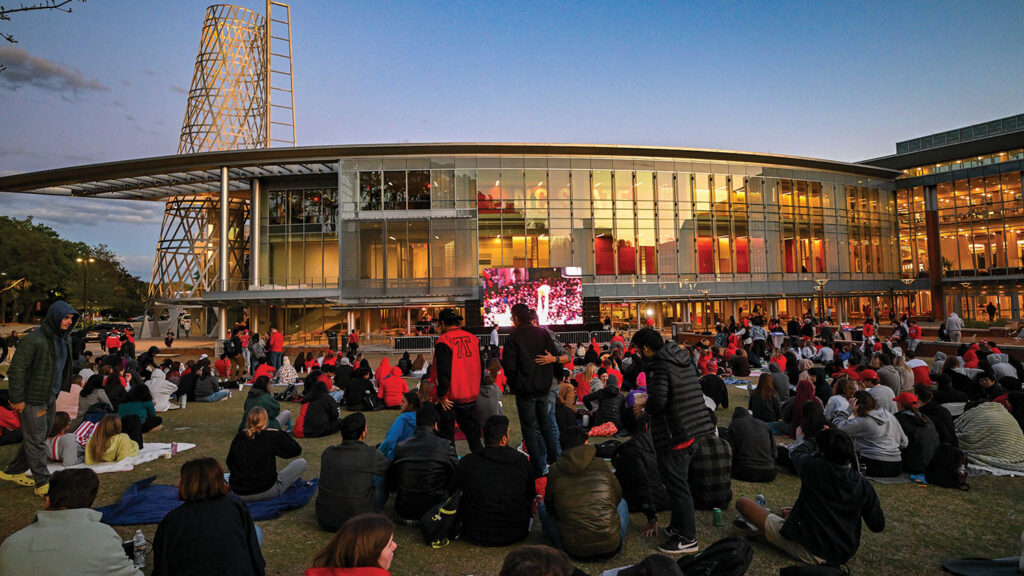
[{"x1": 431, "y1": 308, "x2": 483, "y2": 453}]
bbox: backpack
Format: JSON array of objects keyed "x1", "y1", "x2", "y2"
[
  {"x1": 677, "y1": 536, "x2": 753, "y2": 576},
  {"x1": 363, "y1": 389, "x2": 384, "y2": 411},
  {"x1": 925, "y1": 443, "x2": 969, "y2": 490},
  {"x1": 274, "y1": 383, "x2": 298, "y2": 403},
  {"x1": 419, "y1": 490, "x2": 461, "y2": 549},
  {"x1": 224, "y1": 338, "x2": 240, "y2": 356}
]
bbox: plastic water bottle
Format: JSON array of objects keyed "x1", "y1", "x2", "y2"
[
  {"x1": 133, "y1": 529, "x2": 146, "y2": 569},
  {"x1": 756, "y1": 493, "x2": 766, "y2": 507}
]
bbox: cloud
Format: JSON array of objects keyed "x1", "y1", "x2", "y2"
[
  {"x1": 0, "y1": 193, "x2": 164, "y2": 227},
  {"x1": 0, "y1": 46, "x2": 108, "y2": 94}
]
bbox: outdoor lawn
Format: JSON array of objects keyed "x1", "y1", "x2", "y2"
[{"x1": 1, "y1": 352, "x2": 1023, "y2": 576}]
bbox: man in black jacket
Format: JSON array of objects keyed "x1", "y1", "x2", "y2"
[
  {"x1": 736, "y1": 428, "x2": 885, "y2": 566},
  {"x1": 502, "y1": 303, "x2": 562, "y2": 477},
  {"x1": 389, "y1": 404, "x2": 458, "y2": 522},
  {"x1": 453, "y1": 415, "x2": 535, "y2": 546},
  {"x1": 316, "y1": 413, "x2": 391, "y2": 531},
  {"x1": 631, "y1": 327, "x2": 713, "y2": 555}
]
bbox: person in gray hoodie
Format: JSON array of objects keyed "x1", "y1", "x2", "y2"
[
  {"x1": 832, "y1": 390, "x2": 907, "y2": 477},
  {"x1": 987, "y1": 353, "x2": 1016, "y2": 382},
  {"x1": 930, "y1": 351, "x2": 947, "y2": 378},
  {"x1": 768, "y1": 362, "x2": 791, "y2": 401},
  {"x1": 946, "y1": 312, "x2": 964, "y2": 342}
]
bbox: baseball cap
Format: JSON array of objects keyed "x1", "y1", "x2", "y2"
[
  {"x1": 438, "y1": 308, "x2": 463, "y2": 326},
  {"x1": 895, "y1": 392, "x2": 918, "y2": 407},
  {"x1": 860, "y1": 369, "x2": 878, "y2": 380}
]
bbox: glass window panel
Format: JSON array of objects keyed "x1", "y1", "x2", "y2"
[
  {"x1": 455, "y1": 170, "x2": 476, "y2": 211},
  {"x1": 713, "y1": 174, "x2": 729, "y2": 204},
  {"x1": 408, "y1": 220, "x2": 430, "y2": 278},
  {"x1": 431, "y1": 170, "x2": 455, "y2": 210},
  {"x1": 407, "y1": 170, "x2": 430, "y2": 210},
  {"x1": 269, "y1": 191, "x2": 287, "y2": 228},
  {"x1": 695, "y1": 174, "x2": 710, "y2": 204},
  {"x1": 359, "y1": 171, "x2": 381, "y2": 211},
  {"x1": 289, "y1": 190, "x2": 304, "y2": 225},
  {"x1": 383, "y1": 171, "x2": 407, "y2": 211},
  {"x1": 477, "y1": 170, "x2": 501, "y2": 214},
  {"x1": 501, "y1": 170, "x2": 524, "y2": 202}
]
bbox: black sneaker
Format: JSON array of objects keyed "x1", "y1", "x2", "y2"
[
  {"x1": 658, "y1": 535, "x2": 699, "y2": 554},
  {"x1": 664, "y1": 525, "x2": 681, "y2": 538}
]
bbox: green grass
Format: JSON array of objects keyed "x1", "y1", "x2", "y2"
[{"x1": 2, "y1": 354, "x2": 1023, "y2": 575}]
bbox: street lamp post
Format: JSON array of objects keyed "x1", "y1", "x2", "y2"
[
  {"x1": 900, "y1": 278, "x2": 915, "y2": 317},
  {"x1": 814, "y1": 279, "x2": 829, "y2": 319},
  {"x1": 76, "y1": 257, "x2": 95, "y2": 317},
  {"x1": 959, "y1": 282, "x2": 971, "y2": 320}
]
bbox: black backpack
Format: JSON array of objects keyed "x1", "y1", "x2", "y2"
[
  {"x1": 677, "y1": 536, "x2": 753, "y2": 576},
  {"x1": 274, "y1": 383, "x2": 298, "y2": 403},
  {"x1": 925, "y1": 443, "x2": 969, "y2": 490},
  {"x1": 419, "y1": 490, "x2": 461, "y2": 549}
]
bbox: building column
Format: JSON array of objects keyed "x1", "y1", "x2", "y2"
[
  {"x1": 218, "y1": 166, "x2": 229, "y2": 340},
  {"x1": 250, "y1": 178, "x2": 261, "y2": 288},
  {"x1": 406, "y1": 308, "x2": 412, "y2": 334},
  {"x1": 922, "y1": 185, "x2": 945, "y2": 320}
]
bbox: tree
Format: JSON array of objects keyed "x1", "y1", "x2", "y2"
[{"x1": 0, "y1": 0, "x2": 85, "y2": 72}]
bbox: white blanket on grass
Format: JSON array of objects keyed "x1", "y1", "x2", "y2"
[{"x1": 37, "y1": 442, "x2": 196, "y2": 475}]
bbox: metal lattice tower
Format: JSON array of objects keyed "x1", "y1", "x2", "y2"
[{"x1": 150, "y1": 2, "x2": 294, "y2": 303}]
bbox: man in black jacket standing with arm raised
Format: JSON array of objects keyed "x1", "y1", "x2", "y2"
[
  {"x1": 631, "y1": 327, "x2": 713, "y2": 554},
  {"x1": 502, "y1": 303, "x2": 561, "y2": 477}
]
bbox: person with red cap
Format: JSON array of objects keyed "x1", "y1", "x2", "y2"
[
  {"x1": 893, "y1": 392, "x2": 940, "y2": 474},
  {"x1": 859, "y1": 369, "x2": 895, "y2": 413}
]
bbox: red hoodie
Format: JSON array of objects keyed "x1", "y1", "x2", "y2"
[
  {"x1": 378, "y1": 367, "x2": 409, "y2": 407},
  {"x1": 268, "y1": 331, "x2": 284, "y2": 353}
]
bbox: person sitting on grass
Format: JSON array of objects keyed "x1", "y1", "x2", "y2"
[
  {"x1": 195, "y1": 364, "x2": 230, "y2": 402},
  {"x1": 45, "y1": 411, "x2": 84, "y2": 466},
  {"x1": 893, "y1": 392, "x2": 940, "y2": 474},
  {"x1": 539, "y1": 426, "x2": 627, "y2": 561},
  {"x1": 388, "y1": 404, "x2": 458, "y2": 523},
  {"x1": 831, "y1": 390, "x2": 907, "y2": 478},
  {"x1": 0, "y1": 468, "x2": 140, "y2": 576},
  {"x1": 726, "y1": 406, "x2": 777, "y2": 483},
  {"x1": 294, "y1": 380, "x2": 343, "y2": 438},
  {"x1": 145, "y1": 369, "x2": 178, "y2": 413},
  {"x1": 152, "y1": 458, "x2": 265, "y2": 576},
  {"x1": 240, "y1": 376, "x2": 292, "y2": 432},
  {"x1": 611, "y1": 411, "x2": 669, "y2": 538},
  {"x1": 454, "y1": 415, "x2": 536, "y2": 546},
  {"x1": 735, "y1": 428, "x2": 884, "y2": 567},
  {"x1": 306, "y1": 513, "x2": 397, "y2": 576},
  {"x1": 227, "y1": 406, "x2": 306, "y2": 502},
  {"x1": 317, "y1": 413, "x2": 391, "y2": 532},
  {"x1": 689, "y1": 410, "x2": 733, "y2": 510},
  {"x1": 915, "y1": 383, "x2": 958, "y2": 447},
  {"x1": 116, "y1": 384, "x2": 164, "y2": 438},
  {"x1": 749, "y1": 372, "x2": 782, "y2": 427},
  {"x1": 377, "y1": 367, "x2": 409, "y2": 409},
  {"x1": 498, "y1": 545, "x2": 575, "y2": 576},
  {"x1": 85, "y1": 415, "x2": 139, "y2": 465}
]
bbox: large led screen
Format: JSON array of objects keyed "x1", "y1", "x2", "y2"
[{"x1": 482, "y1": 267, "x2": 583, "y2": 326}]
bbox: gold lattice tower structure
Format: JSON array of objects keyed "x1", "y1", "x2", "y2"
[{"x1": 150, "y1": 2, "x2": 294, "y2": 302}]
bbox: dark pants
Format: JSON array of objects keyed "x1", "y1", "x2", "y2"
[
  {"x1": 731, "y1": 464, "x2": 777, "y2": 483},
  {"x1": 121, "y1": 414, "x2": 144, "y2": 449},
  {"x1": 657, "y1": 444, "x2": 697, "y2": 541},
  {"x1": 862, "y1": 456, "x2": 901, "y2": 478},
  {"x1": 516, "y1": 394, "x2": 551, "y2": 477},
  {"x1": 269, "y1": 351, "x2": 283, "y2": 370},
  {"x1": 544, "y1": 386, "x2": 562, "y2": 465},
  {"x1": 4, "y1": 401, "x2": 55, "y2": 487},
  {"x1": 437, "y1": 401, "x2": 482, "y2": 453},
  {"x1": 752, "y1": 339, "x2": 765, "y2": 360}
]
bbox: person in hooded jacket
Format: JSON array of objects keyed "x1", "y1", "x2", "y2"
[
  {"x1": 611, "y1": 412, "x2": 669, "y2": 538},
  {"x1": 145, "y1": 369, "x2": 178, "y2": 413},
  {"x1": 240, "y1": 376, "x2": 292, "y2": 431},
  {"x1": 914, "y1": 384, "x2": 957, "y2": 447},
  {"x1": 892, "y1": 392, "x2": 939, "y2": 474},
  {"x1": 294, "y1": 381, "x2": 342, "y2": 438},
  {"x1": 735, "y1": 427, "x2": 884, "y2": 566},
  {"x1": 397, "y1": 352, "x2": 412, "y2": 376},
  {"x1": 832, "y1": 391, "x2": 908, "y2": 477},
  {"x1": 454, "y1": 415, "x2": 535, "y2": 546},
  {"x1": 768, "y1": 362, "x2": 791, "y2": 401},
  {"x1": 630, "y1": 327, "x2": 714, "y2": 555},
  {"x1": 582, "y1": 379, "x2": 624, "y2": 430},
  {"x1": 539, "y1": 427, "x2": 626, "y2": 561},
  {"x1": 137, "y1": 346, "x2": 161, "y2": 379},
  {"x1": 334, "y1": 357, "x2": 354, "y2": 389},
  {"x1": 0, "y1": 300, "x2": 79, "y2": 495},
  {"x1": 727, "y1": 406, "x2": 777, "y2": 482},
  {"x1": 987, "y1": 353, "x2": 1016, "y2": 382},
  {"x1": 377, "y1": 367, "x2": 409, "y2": 409}
]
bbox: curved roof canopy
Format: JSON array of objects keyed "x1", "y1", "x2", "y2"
[{"x1": 0, "y1": 143, "x2": 900, "y2": 201}]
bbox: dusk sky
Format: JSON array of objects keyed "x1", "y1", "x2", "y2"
[{"x1": 2, "y1": 0, "x2": 1023, "y2": 278}]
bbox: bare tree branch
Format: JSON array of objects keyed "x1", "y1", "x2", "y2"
[{"x1": 0, "y1": 1, "x2": 77, "y2": 21}]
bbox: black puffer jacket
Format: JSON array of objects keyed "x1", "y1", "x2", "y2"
[
  {"x1": 611, "y1": 430, "x2": 669, "y2": 521},
  {"x1": 389, "y1": 426, "x2": 458, "y2": 521},
  {"x1": 502, "y1": 324, "x2": 559, "y2": 397},
  {"x1": 641, "y1": 341, "x2": 715, "y2": 452},
  {"x1": 545, "y1": 444, "x2": 623, "y2": 560},
  {"x1": 895, "y1": 409, "x2": 940, "y2": 473},
  {"x1": 454, "y1": 445, "x2": 535, "y2": 546},
  {"x1": 583, "y1": 384, "x2": 624, "y2": 429}
]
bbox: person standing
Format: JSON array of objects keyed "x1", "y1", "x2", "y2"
[
  {"x1": 502, "y1": 303, "x2": 562, "y2": 477},
  {"x1": 347, "y1": 328, "x2": 359, "y2": 354},
  {"x1": 946, "y1": 312, "x2": 963, "y2": 343},
  {"x1": 267, "y1": 327, "x2": 284, "y2": 370},
  {"x1": 0, "y1": 301, "x2": 79, "y2": 496},
  {"x1": 631, "y1": 327, "x2": 714, "y2": 554},
  {"x1": 226, "y1": 328, "x2": 247, "y2": 383},
  {"x1": 431, "y1": 308, "x2": 483, "y2": 453}
]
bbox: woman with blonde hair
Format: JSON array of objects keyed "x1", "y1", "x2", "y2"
[
  {"x1": 85, "y1": 414, "x2": 139, "y2": 464},
  {"x1": 574, "y1": 363, "x2": 597, "y2": 398},
  {"x1": 226, "y1": 406, "x2": 306, "y2": 501},
  {"x1": 307, "y1": 513, "x2": 397, "y2": 575}
]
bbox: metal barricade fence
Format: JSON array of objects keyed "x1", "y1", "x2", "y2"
[{"x1": 395, "y1": 335, "x2": 437, "y2": 350}]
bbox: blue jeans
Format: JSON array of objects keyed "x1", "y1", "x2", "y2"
[
  {"x1": 269, "y1": 351, "x2": 282, "y2": 370},
  {"x1": 657, "y1": 445, "x2": 697, "y2": 541},
  {"x1": 516, "y1": 394, "x2": 550, "y2": 477},
  {"x1": 373, "y1": 475, "x2": 388, "y2": 510},
  {"x1": 329, "y1": 390, "x2": 344, "y2": 404},
  {"x1": 544, "y1": 387, "x2": 561, "y2": 464},
  {"x1": 196, "y1": 389, "x2": 229, "y2": 402},
  {"x1": 538, "y1": 499, "x2": 629, "y2": 549}
]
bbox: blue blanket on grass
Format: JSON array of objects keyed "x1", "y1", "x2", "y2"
[{"x1": 96, "y1": 476, "x2": 317, "y2": 525}]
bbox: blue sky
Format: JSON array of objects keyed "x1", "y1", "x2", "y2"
[{"x1": 2, "y1": 0, "x2": 1023, "y2": 278}]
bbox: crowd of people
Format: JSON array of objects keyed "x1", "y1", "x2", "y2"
[{"x1": 2, "y1": 300, "x2": 1024, "y2": 575}]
